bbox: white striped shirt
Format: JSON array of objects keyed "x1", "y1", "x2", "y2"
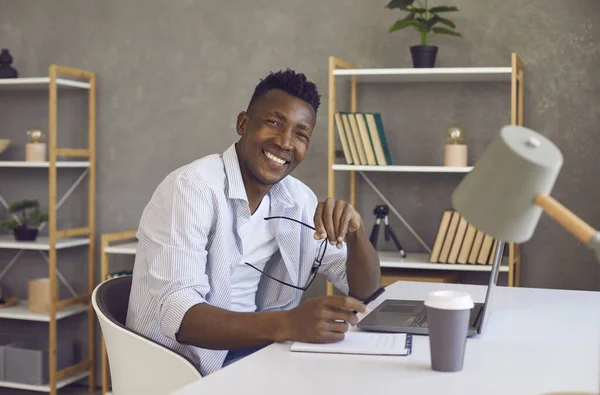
[{"x1": 126, "y1": 143, "x2": 349, "y2": 376}]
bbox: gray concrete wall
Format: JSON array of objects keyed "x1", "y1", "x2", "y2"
[{"x1": 0, "y1": 0, "x2": 599, "y2": 389}]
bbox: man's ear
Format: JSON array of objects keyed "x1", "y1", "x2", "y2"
[{"x1": 236, "y1": 111, "x2": 248, "y2": 137}]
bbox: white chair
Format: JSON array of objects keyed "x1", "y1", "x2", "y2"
[{"x1": 92, "y1": 276, "x2": 202, "y2": 395}]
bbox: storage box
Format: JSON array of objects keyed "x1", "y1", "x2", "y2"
[
  {"x1": 0, "y1": 333, "x2": 32, "y2": 381},
  {"x1": 3, "y1": 338, "x2": 73, "y2": 385}
]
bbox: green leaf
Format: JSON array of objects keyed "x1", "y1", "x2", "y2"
[
  {"x1": 385, "y1": 0, "x2": 415, "y2": 10},
  {"x1": 389, "y1": 18, "x2": 421, "y2": 32},
  {"x1": 3, "y1": 199, "x2": 47, "y2": 228},
  {"x1": 426, "y1": 14, "x2": 440, "y2": 29},
  {"x1": 8, "y1": 199, "x2": 39, "y2": 213},
  {"x1": 436, "y1": 17, "x2": 456, "y2": 28},
  {"x1": 432, "y1": 26, "x2": 462, "y2": 37},
  {"x1": 26, "y1": 208, "x2": 48, "y2": 226},
  {"x1": 406, "y1": 6, "x2": 428, "y2": 13},
  {"x1": 429, "y1": 6, "x2": 459, "y2": 12},
  {"x1": 402, "y1": 12, "x2": 416, "y2": 21},
  {"x1": 0, "y1": 219, "x2": 19, "y2": 230}
]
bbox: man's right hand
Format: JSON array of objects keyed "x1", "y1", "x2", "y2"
[{"x1": 281, "y1": 296, "x2": 367, "y2": 343}]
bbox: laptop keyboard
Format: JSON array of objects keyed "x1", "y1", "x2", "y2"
[{"x1": 410, "y1": 310, "x2": 428, "y2": 327}]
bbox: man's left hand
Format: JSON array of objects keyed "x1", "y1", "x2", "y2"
[{"x1": 314, "y1": 198, "x2": 362, "y2": 249}]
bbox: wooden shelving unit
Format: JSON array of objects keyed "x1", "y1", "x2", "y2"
[
  {"x1": 99, "y1": 230, "x2": 137, "y2": 395},
  {"x1": 0, "y1": 66, "x2": 96, "y2": 395},
  {"x1": 327, "y1": 53, "x2": 524, "y2": 295}
]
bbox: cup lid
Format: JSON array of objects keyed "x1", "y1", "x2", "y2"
[{"x1": 424, "y1": 290, "x2": 474, "y2": 310}]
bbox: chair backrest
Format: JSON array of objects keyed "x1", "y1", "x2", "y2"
[{"x1": 92, "y1": 276, "x2": 202, "y2": 395}]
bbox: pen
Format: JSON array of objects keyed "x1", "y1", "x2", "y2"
[{"x1": 353, "y1": 287, "x2": 386, "y2": 314}]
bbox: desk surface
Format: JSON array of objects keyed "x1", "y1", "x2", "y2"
[{"x1": 173, "y1": 281, "x2": 600, "y2": 395}]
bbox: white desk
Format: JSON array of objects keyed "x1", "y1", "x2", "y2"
[{"x1": 172, "y1": 281, "x2": 600, "y2": 395}]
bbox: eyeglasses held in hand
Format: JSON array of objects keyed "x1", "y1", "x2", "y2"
[{"x1": 244, "y1": 216, "x2": 327, "y2": 291}]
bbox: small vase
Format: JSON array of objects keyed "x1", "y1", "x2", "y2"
[
  {"x1": 13, "y1": 227, "x2": 38, "y2": 241},
  {"x1": 0, "y1": 49, "x2": 18, "y2": 79},
  {"x1": 26, "y1": 143, "x2": 46, "y2": 162},
  {"x1": 444, "y1": 144, "x2": 468, "y2": 167}
]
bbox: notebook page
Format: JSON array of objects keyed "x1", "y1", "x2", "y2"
[{"x1": 290, "y1": 332, "x2": 409, "y2": 356}]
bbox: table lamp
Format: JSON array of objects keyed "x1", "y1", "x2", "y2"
[
  {"x1": 451, "y1": 124, "x2": 600, "y2": 394},
  {"x1": 452, "y1": 124, "x2": 600, "y2": 259}
]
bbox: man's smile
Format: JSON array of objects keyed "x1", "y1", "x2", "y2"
[{"x1": 262, "y1": 149, "x2": 289, "y2": 168}]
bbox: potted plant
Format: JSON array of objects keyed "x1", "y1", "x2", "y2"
[
  {"x1": 0, "y1": 199, "x2": 48, "y2": 241},
  {"x1": 386, "y1": 0, "x2": 462, "y2": 68}
]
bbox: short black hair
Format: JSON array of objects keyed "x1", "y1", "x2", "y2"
[{"x1": 248, "y1": 69, "x2": 321, "y2": 115}]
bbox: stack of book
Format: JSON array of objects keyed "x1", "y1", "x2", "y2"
[
  {"x1": 334, "y1": 112, "x2": 393, "y2": 165},
  {"x1": 429, "y1": 209, "x2": 501, "y2": 265}
]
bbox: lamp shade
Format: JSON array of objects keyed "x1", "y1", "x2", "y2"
[{"x1": 451, "y1": 125, "x2": 563, "y2": 243}]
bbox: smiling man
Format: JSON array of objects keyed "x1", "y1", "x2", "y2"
[{"x1": 126, "y1": 69, "x2": 381, "y2": 376}]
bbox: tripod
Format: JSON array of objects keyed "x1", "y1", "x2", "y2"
[{"x1": 369, "y1": 205, "x2": 407, "y2": 257}]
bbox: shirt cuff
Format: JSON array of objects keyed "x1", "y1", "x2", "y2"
[{"x1": 159, "y1": 288, "x2": 206, "y2": 342}]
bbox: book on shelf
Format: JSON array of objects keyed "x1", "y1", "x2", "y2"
[
  {"x1": 348, "y1": 112, "x2": 376, "y2": 165},
  {"x1": 428, "y1": 209, "x2": 503, "y2": 265},
  {"x1": 334, "y1": 113, "x2": 353, "y2": 164},
  {"x1": 337, "y1": 113, "x2": 360, "y2": 164},
  {"x1": 355, "y1": 113, "x2": 378, "y2": 165},
  {"x1": 438, "y1": 210, "x2": 460, "y2": 263},
  {"x1": 334, "y1": 111, "x2": 393, "y2": 166},
  {"x1": 457, "y1": 223, "x2": 477, "y2": 264}
]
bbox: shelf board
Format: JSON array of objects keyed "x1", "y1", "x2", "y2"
[
  {"x1": 0, "y1": 77, "x2": 90, "y2": 90},
  {"x1": 104, "y1": 241, "x2": 138, "y2": 255},
  {"x1": 378, "y1": 251, "x2": 509, "y2": 272},
  {"x1": 0, "y1": 161, "x2": 90, "y2": 168},
  {"x1": 333, "y1": 67, "x2": 513, "y2": 83},
  {"x1": 0, "y1": 236, "x2": 90, "y2": 250},
  {"x1": 332, "y1": 164, "x2": 473, "y2": 173},
  {"x1": 0, "y1": 300, "x2": 88, "y2": 321},
  {"x1": 0, "y1": 370, "x2": 88, "y2": 391}
]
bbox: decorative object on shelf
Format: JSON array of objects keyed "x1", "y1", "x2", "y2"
[
  {"x1": 0, "y1": 199, "x2": 48, "y2": 241},
  {"x1": 386, "y1": 0, "x2": 462, "y2": 68},
  {"x1": 0, "y1": 48, "x2": 18, "y2": 78},
  {"x1": 0, "y1": 286, "x2": 18, "y2": 309},
  {"x1": 444, "y1": 123, "x2": 468, "y2": 166},
  {"x1": 369, "y1": 205, "x2": 407, "y2": 257},
  {"x1": 0, "y1": 139, "x2": 10, "y2": 156},
  {"x1": 28, "y1": 278, "x2": 53, "y2": 313},
  {"x1": 25, "y1": 128, "x2": 46, "y2": 162}
]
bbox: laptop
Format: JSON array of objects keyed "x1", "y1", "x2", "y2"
[{"x1": 357, "y1": 241, "x2": 504, "y2": 337}]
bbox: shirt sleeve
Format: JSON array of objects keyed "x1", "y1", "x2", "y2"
[
  {"x1": 315, "y1": 239, "x2": 350, "y2": 295},
  {"x1": 138, "y1": 176, "x2": 213, "y2": 341}
]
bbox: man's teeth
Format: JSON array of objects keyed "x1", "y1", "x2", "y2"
[{"x1": 265, "y1": 151, "x2": 286, "y2": 165}]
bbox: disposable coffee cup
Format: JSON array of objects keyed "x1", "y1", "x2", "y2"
[{"x1": 424, "y1": 290, "x2": 474, "y2": 372}]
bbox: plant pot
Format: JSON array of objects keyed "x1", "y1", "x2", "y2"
[
  {"x1": 13, "y1": 227, "x2": 38, "y2": 241},
  {"x1": 410, "y1": 45, "x2": 438, "y2": 68}
]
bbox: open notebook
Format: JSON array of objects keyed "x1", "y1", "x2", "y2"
[{"x1": 290, "y1": 331, "x2": 412, "y2": 356}]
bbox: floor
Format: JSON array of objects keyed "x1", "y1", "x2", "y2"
[{"x1": 0, "y1": 385, "x2": 101, "y2": 395}]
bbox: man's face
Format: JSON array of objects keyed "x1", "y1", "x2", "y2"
[{"x1": 236, "y1": 89, "x2": 316, "y2": 186}]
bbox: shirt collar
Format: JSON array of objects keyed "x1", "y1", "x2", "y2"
[{"x1": 222, "y1": 143, "x2": 294, "y2": 209}]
